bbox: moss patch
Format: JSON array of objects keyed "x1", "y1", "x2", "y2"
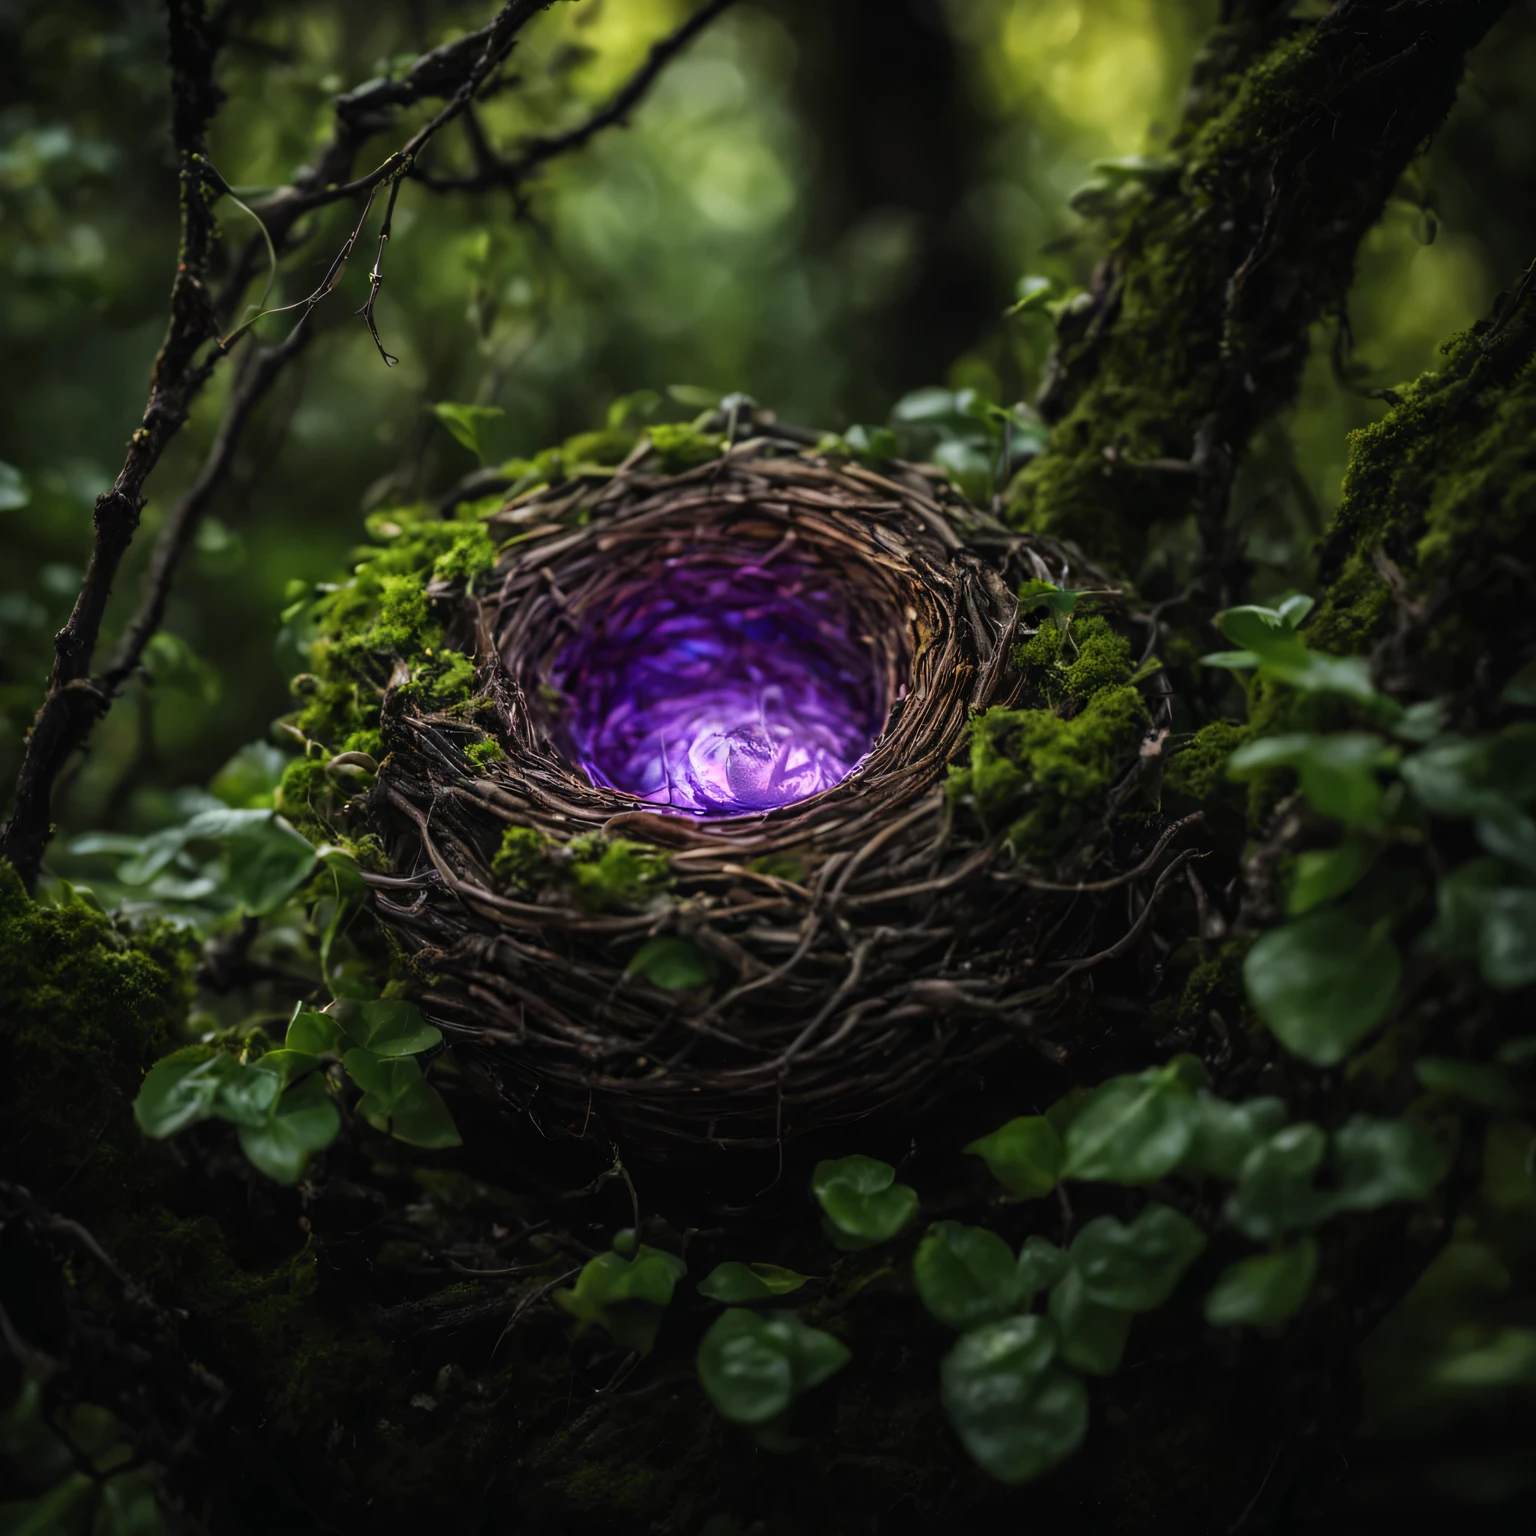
[{"x1": 948, "y1": 684, "x2": 1149, "y2": 864}]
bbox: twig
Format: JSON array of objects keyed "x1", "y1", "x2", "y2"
[
  {"x1": 413, "y1": 0, "x2": 741, "y2": 194},
  {"x1": 0, "y1": 0, "x2": 226, "y2": 889}
]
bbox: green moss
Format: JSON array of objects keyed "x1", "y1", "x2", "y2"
[
  {"x1": 1165, "y1": 718, "x2": 1251, "y2": 801},
  {"x1": 1016, "y1": 616, "x2": 1136, "y2": 708},
  {"x1": 1310, "y1": 318, "x2": 1536, "y2": 681},
  {"x1": 948, "y1": 683, "x2": 1149, "y2": 863},
  {"x1": 567, "y1": 834, "x2": 672, "y2": 910},
  {"x1": 0, "y1": 862, "x2": 195, "y2": 1199},
  {"x1": 463, "y1": 738, "x2": 506, "y2": 771},
  {"x1": 1003, "y1": 19, "x2": 1478, "y2": 571},
  {"x1": 491, "y1": 825, "x2": 547, "y2": 888},
  {"x1": 648, "y1": 423, "x2": 723, "y2": 472}
]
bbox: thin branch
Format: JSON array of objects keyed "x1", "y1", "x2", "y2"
[
  {"x1": 413, "y1": 0, "x2": 740, "y2": 194},
  {"x1": 0, "y1": 0, "x2": 226, "y2": 888}
]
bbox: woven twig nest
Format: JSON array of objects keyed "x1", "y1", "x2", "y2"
[{"x1": 365, "y1": 422, "x2": 1172, "y2": 1159}]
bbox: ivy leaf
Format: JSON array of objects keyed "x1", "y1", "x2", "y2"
[
  {"x1": 697, "y1": 1309, "x2": 849, "y2": 1424},
  {"x1": 327, "y1": 997, "x2": 441, "y2": 1057},
  {"x1": 964, "y1": 1116, "x2": 1063, "y2": 1198},
  {"x1": 1243, "y1": 912, "x2": 1400, "y2": 1066},
  {"x1": 1222, "y1": 1125, "x2": 1328, "y2": 1244},
  {"x1": 1204, "y1": 1239, "x2": 1318, "y2": 1327},
  {"x1": 939, "y1": 1315, "x2": 1087, "y2": 1484},
  {"x1": 697, "y1": 1262, "x2": 811, "y2": 1303},
  {"x1": 1414, "y1": 1057, "x2": 1524, "y2": 1113},
  {"x1": 625, "y1": 936, "x2": 715, "y2": 991},
  {"x1": 1228, "y1": 733, "x2": 1394, "y2": 825},
  {"x1": 1069, "y1": 1204, "x2": 1207, "y2": 1312},
  {"x1": 1180, "y1": 1094, "x2": 1289, "y2": 1180},
  {"x1": 236, "y1": 1075, "x2": 341, "y2": 1185},
  {"x1": 558, "y1": 1246, "x2": 689, "y2": 1355},
  {"x1": 343, "y1": 1049, "x2": 460, "y2": 1148},
  {"x1": 1016, "y1": 579, "x2": 1081, "y2": 621},
  {"x1": 811, "y1": 1155, "x2": 918, "y2": 1250},
  {"x1": 134, "y1": 1051, "x2": 280, "y2": 1137},
  {"x1": 1048, "y1": 1267, "x2": 1132, "y2": 1376},
  {"x1": 430, "y1": 401, "x2": 504, "y2": 460},
  {"x1": 1328, "y1": 1115, "x2": 1450, "y2": 1211},
  {"x1": 285, "y1": 1006, "x2": 344, "y2": 1056},
  {"x1": 1400, "y1": 728, "x2": 1536, "y2": 818},
  {"x1": 1287, "y1": 836, "x2": 1379, "y2": 916},
  {"x1": 1016, "y1": 1236, "x2": 1072, "y2": 1297},
  {"x1": 1060, "y1": 1065, "x2": 1199, "y2": 1183},
  {"x1": 1480, "y1": 889, "x2": 1536, "y2": 990},
  {"x1": 182, "y1": 806, "x2": 318, "y2": 915},
  {"x1": 913, "y1": 1222, "x2": 1024, "y2": 1331}
]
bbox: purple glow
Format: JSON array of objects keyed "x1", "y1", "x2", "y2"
[{"x1": 552, "y1": 551, "x2": 881, "y2": 816}]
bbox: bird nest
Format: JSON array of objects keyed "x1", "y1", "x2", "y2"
[{"x1": 364, "y1": 423, "x2": 1176, "y2": 1159}]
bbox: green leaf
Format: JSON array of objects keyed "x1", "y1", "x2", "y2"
[
  {"x1": 1180, "y1": 1094, "x2": 1289, "y2": 1180},
  {"x1": 1329, "y1": 1115, "x2": 1449, "y2": 1211},
  {"x1": 1223, "y1": 1125, "x2": 1328, "y2": 1244},
  {"x1": 557, "y1": 1246, "x2": 689, "y2": 1355},
  {"x1": 1243, "y1": 912, "x2": 1400, "y2": 1066},
  {"x1": 285, "y1": 1006, "x2": 344, "y2": 1056},
  {"x1": 1204, "y1": 1239, "x2": 1318, "y2": 1327},
  {"x1": 1215, "y1": 609, "x2": 1384, "y2": 708},
  {"x1": 328, "y1": 997, "x2": 441, "y2": 1057},
  {"x1": 1480, "y1": 888, "x2": 1536, "y2": 990},
  {"x1": 1477, "y1": 805, "x2": 1536, "y2": 875},
  {"x1": 252, "y1": 1047, "x2": 322, "y2": 1085},
  {"x1": 1419, "y1": 857, "x2": 1505, "y2": 960},
  {"x1": 1435, "y1": 1326, "x2": 1536, "y2": 1387},
  {"x1": 316, "y1": 846, "x2": 366, "y2": 986},
  {"x1": 965, "y1": 1115, "x2": 1063, "y2": 1198},
  {"x1": 182, "y1": 807, "x2": 317, "y2": 915},
  {"x1": 1400, "y1": 730, "x2": 1536, "y2": 818},
  {"x1": 1414, "y1": 1057, "x2": 1523, "y2": 1113},
  {"x1": 1048, "y1": 1267, "x2": 1132, "y2": 1376},
  {"x1": 0, "y1": 459, "x2": 31, "y2": 512},
  {"x1": 939, "y1": 1315, "x2": 1087, "y2": 1485},
  {"x1": 1060, "y1": 1066, "x2": 1199, "y2": 1183},
  {"x1": 342, "y1": 1049, "x2": 460, "y2": 1148},
  {"x1": 1016, "y1": 579, "x2": 1081, "y2": 621},
  {"x1": 625, "y1": 936, "x2": 715, "y2": 991},
  {"x1": 1288, "y1": 836, "x2": 1380, "y2": 915},
  {"x1": 697, "y1": 1309, "x2": 850, "y2": 1424},
  {"x1": 1228, "y1": 733, "x2": 1393, "y2": 825},
  {"x1": 1016, "y1": 1236, "x2": 1071, "y2": 1297},
  {"x1": 1069, "y1": 1203, "x2": 1206, "y2": 1312},
  {"x1": 913, "y1": 1222, "x2": 1024, "y2": 1331},
  {"x1": 843, "y1": 423, "x2": 900, "y2": 462},
  {"x1": 430, "y1": 401, "x2": 505, "y2": 459},
  {"x1": 237, "y1": 1075, "x2": 341, "y2": 1184},
  {"x1": 1200, "y1": 649, "x2": 1260, "y2": 671},
  {"x1": 697, "y1": 1262, "x2": 811, "y2": 1303},
  {"x1": 811, "y1": 1155, "x2": 918, "y2": 1249},
  {"x1": 133, "y1": 1051, "x2": 280, "y2": 1138}
]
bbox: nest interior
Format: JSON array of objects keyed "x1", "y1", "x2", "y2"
[{"x1": 366, "y1": 423, "x2": 1177, "y2": 1158}]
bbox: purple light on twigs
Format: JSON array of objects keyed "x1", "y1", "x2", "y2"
[{"x1": 553, "y1": 551, "x2": 881, "y2": 816}]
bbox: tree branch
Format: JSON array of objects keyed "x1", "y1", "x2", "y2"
[
  {"x1": 411, "y1": 0, "x2": 741, "y2": 194},
  {"x1": 0, "y1": 0, "x2": 227, "y2": 888}
]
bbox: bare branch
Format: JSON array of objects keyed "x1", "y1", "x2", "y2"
[
  {"x1": 0, "y1": 0, "x2": 227, "y2": 888},
  {"x1": 413, "y1": 0, "x2": 740, "y2": 195}
]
